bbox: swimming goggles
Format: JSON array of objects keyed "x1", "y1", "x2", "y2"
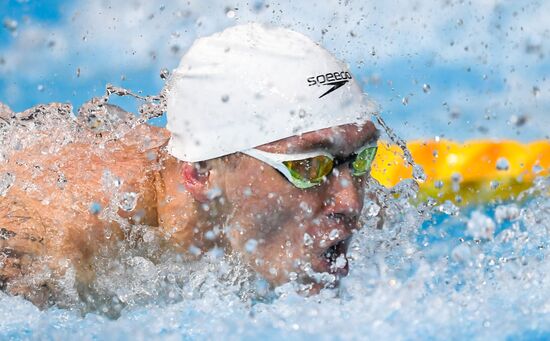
[{"x1": 242, "y1": 142, "x2": 378, "y2": 189}]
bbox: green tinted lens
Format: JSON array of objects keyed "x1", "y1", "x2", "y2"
[
  {"x1": 283, "y1": 155, "x2": 334, "y2": 189},
  {"x1": 352, "y1": 146, "x2": 378, "y2": 176}
]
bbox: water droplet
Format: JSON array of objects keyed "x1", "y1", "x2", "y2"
[
  {"x1": 413, "y1": 165, "x2": 426, "y2": 182},
  {"x1": 160, "y1": 68, "x2": 170, "y2": 80},
  {"x1": 495, "y1": 204, "x2": 520, "y2": 224},
  {"x1": 289, "y1": 272, "x2": 298, "y2": 281},
  {"x1": 438, "y1": 200, "x2": 459, "y2": 215},
  {"x1": 402, "y1": 97, "x2": 409, "y2": 106},
  {"x1": 205, "y1": 230, "x2": 216, "y2": 240},
  {"x1": 422, "y1": 84, "x2": 431, "y2": 93},
  {"x1": 334, "y1": 254, "x2": 347, "y2": 269},
  {"x1": 119, "y1": 192, "x2": 138, "y2": 211},
  {"x1": 364, "y1": 200, "x2": 380, "y2": 217},
  {"x1": 532, "y1": 164, "x2": 543, "y2": 174},
  {"x1": 329, "y1": 229, "x2": 340, "y2": 241},
  {"x1": 303, "y1": 233, "x2": 314, "y2": 246},
  {"x1": 467, "y1": 211, "x2": 495, "y2": 240},
  {"x1": 225, "y1": 7, "x2": 236, "y2": 18},
  {"x1": 37, "y1": 84, "x2": 45, "y2": 92},
  {"x1": 2, "y1": 18, "x2": 18, "y2": 32},
  {"x1": 0, "y1": 172, "x2": 15, "y2": 196},
  {"x1": 510, "y1": 114, "x2": 528, "y2": 127},
  {"x1": 451, "y1": 243, "x2": 471, "y2": 262},
  {"x1": 57, "y1": 173, "x2": 67, "y2": 189},
  {"x1": 496, "y1": 157, "x2": 510, "y2": 171},
  {"x1": 340, "y1": 179, "x2": 350, "y2": 188},
  {"x1": 532, "y1": 86, "x2": 540, "y2": 97},
  {"x1": 299, "y1": 201, "x2": 312, "y2": 214},
  {"x1": 171, "y1": 45, "x2": 180, "y2": 54},
  {"x1": 251, "y1": 0, "x2": 266, "y2": 12},
  {"x1": 89, "y1": 202, "x2": 102, "y2": 215},
  {"x1": 188, "y1": 245, "x2": 202, "y2": 256},
  {"x1": 143, "y1": 230, "x2": 155, "y2": 243},
  {"x1": 245, "y1": 239, "x2": 258, "y2": 253},
  {"x1": 221, "y1": 95, "x2": 230, "y2": 103},
  {"x1": 206, "y1": 187, "x2": 222, "y2": 200}
]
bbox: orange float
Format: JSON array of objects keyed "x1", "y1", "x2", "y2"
[{"x1": 371, "y1": 139, "x2": 550, "y2": 204}]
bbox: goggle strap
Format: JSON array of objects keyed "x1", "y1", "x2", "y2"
[
  {"x1": 241, "y1": 149, "x2": 296, "y2": 183},
  {"x1": 242, "y1": 148, "x2": 334, "y2": 163}
]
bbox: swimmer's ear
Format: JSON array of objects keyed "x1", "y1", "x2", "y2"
[{"x1": 180, "y1": 162, "x2": 210, "y2": 202}]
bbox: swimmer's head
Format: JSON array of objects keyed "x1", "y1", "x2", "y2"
[
  {"x1": 165, "y1": 22, "x2": 377, "y2": 162},
  {"x1": 162, "y1": 23, "x2": 379, "y2": 292}
]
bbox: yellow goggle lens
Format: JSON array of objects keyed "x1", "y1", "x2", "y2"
[{"x1": 283, "y1": 155, "x2": 334, "y2": 188}]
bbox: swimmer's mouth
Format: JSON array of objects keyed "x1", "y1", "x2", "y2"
[{"x1": 320, "y1": 238, "x2": 350, "y2": 277}]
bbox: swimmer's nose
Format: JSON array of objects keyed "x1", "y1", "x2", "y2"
[{"x1": 323, "y1": 167, "x2": 363, "y2": 224}]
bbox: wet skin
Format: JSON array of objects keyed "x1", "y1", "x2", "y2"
[{"x1": 0, "y1": 120, "x2": 378, "y2": 304}]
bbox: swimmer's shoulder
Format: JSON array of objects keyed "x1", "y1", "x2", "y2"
[{"x1": 118, "y1": 124, "x2": 171, "y2": 153}]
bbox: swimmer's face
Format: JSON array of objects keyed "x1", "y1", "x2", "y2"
[{"x1": 212, "y1": 121, "x2": 379, "y2": 291}]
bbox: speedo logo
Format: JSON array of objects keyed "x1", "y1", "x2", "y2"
[{"x1": 307, "y1": 71, "x2": 352, "y2": 98}]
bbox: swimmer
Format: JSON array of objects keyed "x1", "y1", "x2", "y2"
[{"x1": 0, "y1": 23, "x2": 379, "y2": 305}]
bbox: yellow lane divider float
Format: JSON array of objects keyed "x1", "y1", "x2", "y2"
[{"x1": 371, "y1": 140, "x2": 550, "y2": 204}]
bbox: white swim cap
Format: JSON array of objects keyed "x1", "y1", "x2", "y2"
[{"x1": 166, "y1": 23, "x2": 376, "y2": 162}]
